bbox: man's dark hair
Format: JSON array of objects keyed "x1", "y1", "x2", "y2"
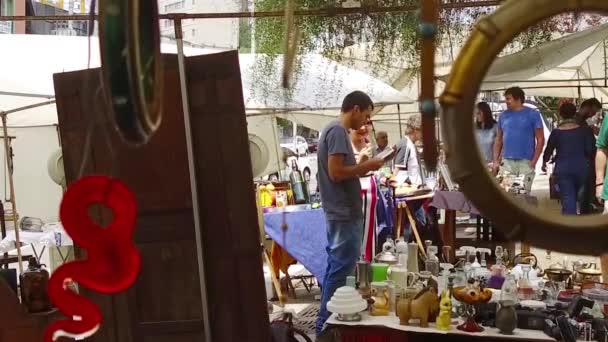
[
  {"x1": 341, "y1": 91, "x2": 374, "y2": 113},
  {"x1": 580, "y1": 98, "x2": 601, "y2": 109},
  {"x1": 504, "y1": 87, "x2": 525, "y2": 103},
  {"x1": 559, "y1": 102, "x2": 577, "y2": 119}
]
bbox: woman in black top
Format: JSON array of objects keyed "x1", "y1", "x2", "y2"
[{"x1": 542, "y1": 103, "x2": 595, "y2": 215}]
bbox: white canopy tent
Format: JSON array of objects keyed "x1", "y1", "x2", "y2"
[
  {"x1": 442, "y1": 22, "x2": 608, "y2": 99},
  {"x1": 239, "y1": 53, "x2": 415, "y2": 160},
  {"x1": 337, "y1": 23, "x2": 608, "y2": 125},
  {"x1": 0, "y1": 34, "x2": 412, "y2": 219}
]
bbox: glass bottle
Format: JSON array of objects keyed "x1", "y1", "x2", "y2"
[
  {"x1": 407, "y1": 242, "x2": 418, "y2": 273},
  {"x1": 517, "y1": 264, "x2": 534, "y2": 300},
  {"x1": 500, "y1": 275, "x2": 519, "y2": 303},
  {"x1": 395, "y1": 237, "x2": 408, "y2": 256},
  {"x1": 382, "y1": 237, "x2": 395, "y2": 253},
  {"x1": 289, "y1": 160, "x2": 309, "y2": 204},
  {"x1": 425, "y1": 245, "x2": 440, "y2": 276},
  {"x1": 19, "y1": 257, "x2": 51, "y2": 313},
  {"x1": 495, "y1": 246, "x2": 504, "y2": 266}
]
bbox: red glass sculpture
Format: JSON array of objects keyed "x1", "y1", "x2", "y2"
[{"x1": 44, "y1": 175, "x2": 140, "y2": 341}]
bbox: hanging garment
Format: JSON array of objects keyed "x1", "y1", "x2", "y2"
[{"x1": 360, "y1": 175, "x2": 378, "y2": 262}]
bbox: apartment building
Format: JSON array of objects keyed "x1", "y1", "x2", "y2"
[
  {"x1": 0, "y1": 0, "x2": 26, "y2": 33},
  {"x1": 0, "y1": 0, "x2": 89, "y2": 35},
  {"x1": 158, "y1": 0, "x2": 246, "y2": 49}
]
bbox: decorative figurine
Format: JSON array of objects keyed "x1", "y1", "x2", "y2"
[
  {"x1": 397, "y1": 286, "x2": 440, "y2": 327},
  {"x1": 369, "y1": 286, "x2": 390, "y2": 316},
  {"x1": 495, "y1": 300, "x2": 518, "y2": 335},
  {"x1": 436, "y1": 290, "x2": 452, "y2": 331}
]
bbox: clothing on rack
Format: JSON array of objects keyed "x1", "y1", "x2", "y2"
[{"x1": 360, "y1": 175, "x2": 378, "y2": 262}]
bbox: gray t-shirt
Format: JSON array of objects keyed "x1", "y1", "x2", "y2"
[
  {"x1": 393, "y1": 137, "x2": 411, "y2": 167},
  {"x1": 318, "y1": 120, "x2": 363, "y2": 221}
]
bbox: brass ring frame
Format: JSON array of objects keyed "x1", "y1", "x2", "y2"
[
  {"x1": 99, "y1": 0, "x2": 163, "y2": 145},
  {"x1": 440, "y1": 0, "x2": 608, "y2": 255}
]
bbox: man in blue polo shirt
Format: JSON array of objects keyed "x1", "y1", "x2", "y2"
[{"x1": 492, "y1": 87, "x2": 545, "y2": 193}]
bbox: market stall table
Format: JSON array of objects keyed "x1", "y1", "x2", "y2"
[
  {"x1": 429, "y1": 191, "x2": 538, "y2": 255},
  {"x1": 326, "y1": 312, "x2": 551, "y2": 342},
  {"x1": 264, "y1": 208, "x2": 328, "y2": 285},
  {"x1": 0, "y1": 222, "x2": 73, "y2": 264}
]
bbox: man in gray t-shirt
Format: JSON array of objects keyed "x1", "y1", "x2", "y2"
[
  {"x1": 316, "y1": 91, "x2": 384, "y2": 336},
  {"x1": 317, "y1": 121, "x2": 363, "y2": 220}
]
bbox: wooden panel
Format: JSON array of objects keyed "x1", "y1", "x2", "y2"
[
  {"x1": 186, "y1": 51, "x2": 270, "y2": 342},
  {"x1": 53, "y1": 56, "x2": 203, "y2": 342},
  {"x1": 53, "y1": 69, "x2": 117, "y2": 342},
  {"x1": 54, "y1": 52, "x2": 270, "y2": 342},
  {"x1": 144, "y1": 333, "x2": 204, "y2": 342},
  {"x1": 135, "y1": 240, "x2": 202, "y2": 322}
]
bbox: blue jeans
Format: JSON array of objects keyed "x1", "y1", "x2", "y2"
[
  {"x1": 316, "y1": 217, "x2": 363, "y2": 335},
  {"x1": 557, "y1": 172, "x2": 585, "y2": 215}
]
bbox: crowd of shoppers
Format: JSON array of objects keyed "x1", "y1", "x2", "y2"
[{"x1": 477, "y1": 86, "x2": 604, "y2": 215}]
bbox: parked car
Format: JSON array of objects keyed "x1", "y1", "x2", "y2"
[
  {"x1": 280, "y1": 136, "x2": 308, "y2": 156},
  {"x1": 306, "y1": 137, "x2": 319, "y2": 153},
  {"x1": 263, "y1": 148, "x2": 312, "y2": 182}
]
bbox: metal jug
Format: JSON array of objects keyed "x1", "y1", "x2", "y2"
[{"x1": 356, "y1": 260, "x2": 372, "y2": 293}]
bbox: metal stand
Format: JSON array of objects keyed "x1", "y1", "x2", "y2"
[
  {"x1": 174, "y1": 19, "x2": 212, "y2": 342},
  {"x1": 0, "y1": 113, "x2": 21, "y2": 274}
]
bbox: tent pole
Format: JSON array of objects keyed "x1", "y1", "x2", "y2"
[
  {"x1": 270, "y1": 114, "x2": 283, "y2": 181},
  {"x1": 0, "y1": 113, "x2": 22, "y2": 274},
  {"x1": 174, "y1": 19, "x2": 212, "y2": 342},
  {"x1": 397, "y1": 104, "x2": 403, "y2": 138},
  {"x1": 0, "y1": 1, "x2": 504, "y2": 21},
  {"x1": 602, "y1": 39, "x2": 608, "y2": 88},
  {"x1": 4, "y1": 100, "x2": 56, "y2": 115}
]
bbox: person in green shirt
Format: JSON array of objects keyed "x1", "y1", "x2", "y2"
[
  {"x1": 594, "y1": 112, "x2": 608, "y2": 283},
  {"x1": 596, "y1": 114, "x2": 608, "y2": 208}
]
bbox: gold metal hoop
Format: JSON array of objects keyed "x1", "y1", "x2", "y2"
[
  {"x1": 440, "y1": 0, "x2": 608, "y2": 255},
  {"x1": 99, "y1": 0, "x2": 163, "y2": 146}
]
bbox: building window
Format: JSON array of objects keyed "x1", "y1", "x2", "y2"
[
  {"x1": 164, "y1": 0, "x2": 185, "y2": 12},
  {"x1": 192, "y1": 29, "x2": 196, "y2": 37}
]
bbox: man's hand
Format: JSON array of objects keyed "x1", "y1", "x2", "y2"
[
  {"x1": 492, "y1": 161, "x2": 500, "y2": 175},
  {"x1": 529, "y1": 159, "x2": 538, "y2": 169},
  {"x1": 597, "y1": 184, "x2": 604, "y2": 204},
  {"x1": 365, "y1": 158, "x2": 385, "y2": 172}
]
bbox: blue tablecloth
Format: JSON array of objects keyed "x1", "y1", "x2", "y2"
[{"x1": 264, "y1": 209, "x2": 328, "y2": 285}]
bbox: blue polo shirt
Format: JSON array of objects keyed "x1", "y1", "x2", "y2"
[{"x1": 498, "y1": 107, "x2": 543, "y2": 161}]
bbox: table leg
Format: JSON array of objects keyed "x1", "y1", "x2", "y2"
[
  {"x1": 30, "y1": 244, "x2": 39, "y2": 263},
  {"x1": 395, "y1": 202, "x2": 403, "y2": 240},
  {"x1": 442, "y1": 210, "x2": 456, "y2": 258},
  {"x1": 404, "y1": 204, "x2": 426, "y2": 258},
  {"x1": 262, "y1": 246, "x2": 286, "y2": 305}
]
